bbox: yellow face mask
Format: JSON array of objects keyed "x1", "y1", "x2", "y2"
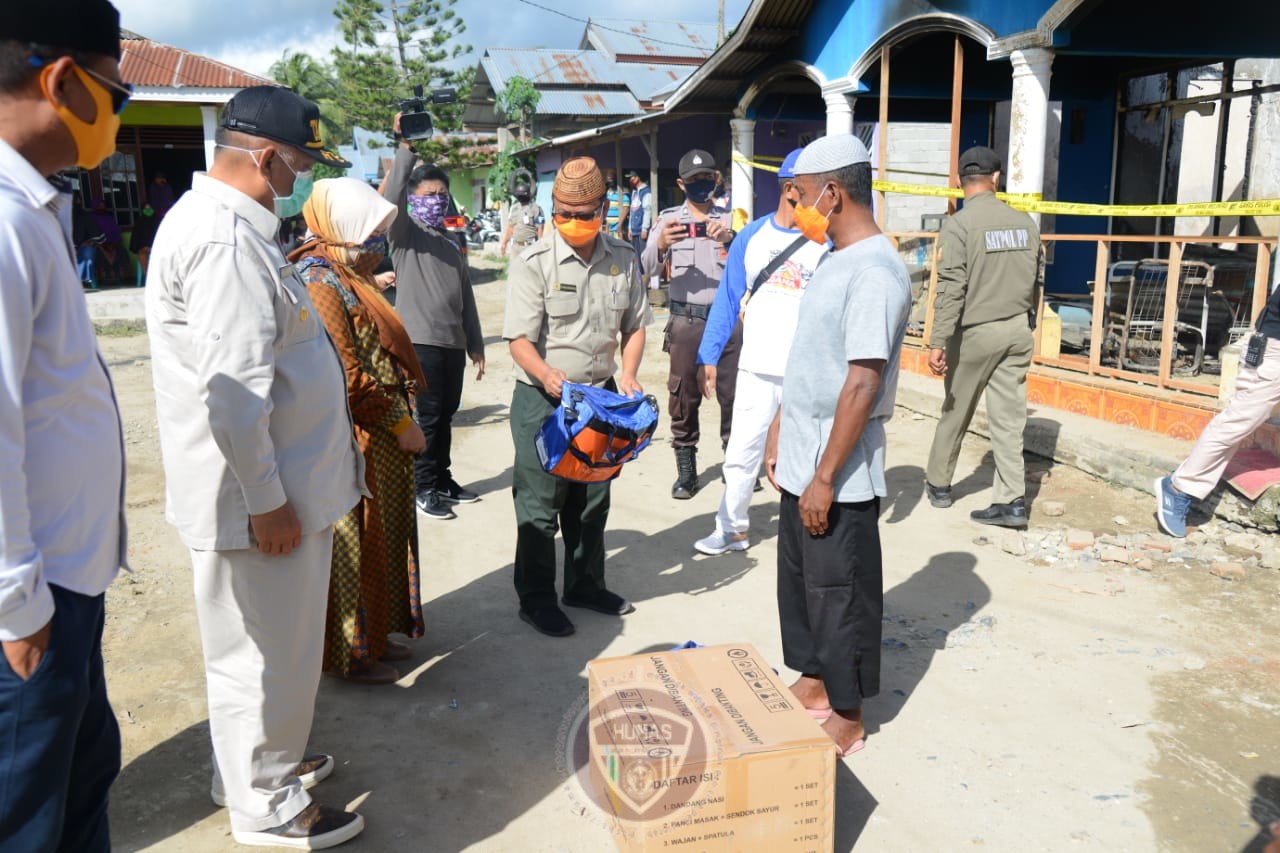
[{"x1": 40, "y1": 64, "x2": 120, "y2": 169}]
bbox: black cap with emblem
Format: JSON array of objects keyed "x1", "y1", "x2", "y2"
[
  {"x1": 678, "y1": 149, "x2": 716, "y2": 180},
  {"x1": 958, "y1": 146, "x2": 1001, "y2": 177},
  {"x1": 220, "y1": 85, "x2": 352, "y2": 169}
]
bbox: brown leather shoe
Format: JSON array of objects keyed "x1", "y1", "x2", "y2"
[
  {"x1": 379, "y1": 639, "x2": 413, "y2": 662},
  {"x1": 232, "y1": 803, "x2": 365, "y2": 849},
  {"x1": 324, "y1": 661, "x2": 400, "y2": 685}
]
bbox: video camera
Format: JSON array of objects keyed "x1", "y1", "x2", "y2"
[{"x1": 399, "y1": 85, "x2": 458, "y2": 141}]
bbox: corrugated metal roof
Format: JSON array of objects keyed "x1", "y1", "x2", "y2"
[
  {"x1": 536, "y1": 90, "x2": 642, "y2": 116},
  {"x1": 615, "y1": 62, "x2": 695, "y2": 101},
  {"x1": 119, "y1": 29, "x2": 273, "y2": 89},
  {"x1": 665, "y1": 0, "x2": 814, "y2": 111},
  {"x1": 583, "y1": 19, "x2": 719, "y2": 61},
  {"x1": 482, "y1": 49, "x2": 627, "y2": 90}
]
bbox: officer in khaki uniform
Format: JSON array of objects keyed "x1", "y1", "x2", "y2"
[
  {"x1": 503, "y1": 156, "x2": 651, "y2": 637},
  {"x1": 642, "y1": 149, "x2": 739, "y2": 499},
  {"x1": 499, "y1": 169, "x2": 544, "y2": 257},
  {"x1": 925, "y1": 147, "x2": 1043, "y2": 528}
]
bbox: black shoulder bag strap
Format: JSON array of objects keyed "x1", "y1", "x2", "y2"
[{"x1": 746, "y1": 235, "x2": 811, "y2": 301}]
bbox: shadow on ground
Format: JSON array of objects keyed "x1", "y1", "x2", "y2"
[
  {"x1": 1241, "y1": 776, "x2": 1280, "y2": 853},
  {"x1": 112, "y1": 722, "x2": 219, "y2": 852},
  {"x1": 867, "y1": 551, "x2": 989, "y2": 734},
  {"x1": 111, "y1": 520, "x2": 978, "y2": 851}
]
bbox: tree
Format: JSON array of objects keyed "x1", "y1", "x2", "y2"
[
  {"x1": 268, "y1": 50, "x2": 349, "y2": 149},
  {"x1": 487, "y1": 141, "x2": 535, "y2": 201},
  {"x1": 496, "y1": 75, "x2": 540, "y2": 143},
  {"x1": 332, "y1": 0, "x2": 473, "y2": 164}
]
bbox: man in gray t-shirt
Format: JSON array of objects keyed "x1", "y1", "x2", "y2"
[{"x1": 765, "y1": 134, "x2": 911, "y2": 758}]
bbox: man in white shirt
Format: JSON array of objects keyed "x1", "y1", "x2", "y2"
[
  {"x1": 0, "y1": 4, "x2": 129, "y2": 850},
  {"x1": 147, "y1": 86, "x2": 367, "y2": 849},
  {"x1": 693, "y1": 149, "x2": 827, "y2": 555}
]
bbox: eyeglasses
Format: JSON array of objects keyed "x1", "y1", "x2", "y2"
[
  {"x1": 80, "y1": 65, "x2": 133, "y2": 115},
  {"x1": 28, "y1": 52, "x2": 133, "y2": 114},
  {"x1": 553, "y1": 208, "x2": 603, "y2": 223}
]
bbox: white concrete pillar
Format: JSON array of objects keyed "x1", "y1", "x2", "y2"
[
  {"x1": 201, "y1": 105, "x2": 219, "y2": 170},
  {"x1": 1008, "y1": 48, "x2": 1055, "y2": 224},
  {"x1": 821, "y1": 82, "x2": 857, "y2": 136},
  {"x1": 730, "y1": 117, "x2": 756, "y2": 221}
]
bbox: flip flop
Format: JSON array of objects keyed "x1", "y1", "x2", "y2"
[
  {"x1": 836, "y1": 738, "x2": 866, "y2": 758},
  {"x1": 806, "y1": 707, "x2": 833, "y2": 722}
]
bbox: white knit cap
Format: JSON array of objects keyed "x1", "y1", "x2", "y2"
[{"x1": 793, "y1": 134, "x2": 872, "y2": 175}]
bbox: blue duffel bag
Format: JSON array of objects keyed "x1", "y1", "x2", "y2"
[{"x1": 535, "y1": 382, "x2": 660, "y2": 483}]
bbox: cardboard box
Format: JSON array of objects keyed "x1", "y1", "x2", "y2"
[{"x1": 586, "y1": 643, "x2": 835, "y2": 852}]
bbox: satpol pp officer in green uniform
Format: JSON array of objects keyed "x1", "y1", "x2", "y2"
[
  {"x1": 924, "y1": 146, "x2": 1043, "y2": 529},
  {"x1": 503, "y1": 156, "x2": 652, "y2": 637}
]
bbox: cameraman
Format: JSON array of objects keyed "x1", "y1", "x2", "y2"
[{"x1": 386, "y1": 112, "x2": 486, "y2": 521}]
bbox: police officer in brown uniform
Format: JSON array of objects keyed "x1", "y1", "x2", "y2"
[
  {"x1": 642, "y1": 149, "x2": 739, "y2": 499},
  {"x1": 925, "y1": 147, "x2": 1043, "y2": 528},
  {"x1": 503, "y1": 156, "x2": 651, "y2": 637},
  {"x1": 498, "y1": 169, "x2": 544, "y2": 257}
]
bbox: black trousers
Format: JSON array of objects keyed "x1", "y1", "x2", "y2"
[
  {"x1": 510, "y1": 381, "x2": 612, "y2": 610},
  {"x1": 777, "y1": 491, "x2": 882, "y2": 709},
  {"x1": 413, "y1": 344, "x2": 466, "y2": 495},
  {"x1": 664, "y1": 316, "x2": 742, "y2": 448}
]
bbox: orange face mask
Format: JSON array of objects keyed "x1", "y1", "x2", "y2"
[
  {"x1": 555, "y1": 215, "x2": 602, "y2": 248},
  {"x1": 793, "y1": 185, "x2": 833, "y2": 244}
]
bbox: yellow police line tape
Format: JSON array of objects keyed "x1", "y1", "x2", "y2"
[{"x1": 730, "y1": 153, "x2": 1280, "y2": 217}]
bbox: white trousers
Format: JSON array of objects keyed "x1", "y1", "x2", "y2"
[
  {"x1": 716, "y1": 370, "x2": 784, "y2": 535},
  {"x1": 190, "y1": 529, "x2": 333, "y2": 832},
  {"x1": 1173, "y1": 337, "x2": 1280, "y2": 499}
]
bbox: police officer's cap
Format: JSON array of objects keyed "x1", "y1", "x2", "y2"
[
  {"x1": 678, "y1": 150, "x2": 716, "y2": 180},
  {"x1": 959, "y1": 146, "x2": 1001, "y2": 176}
]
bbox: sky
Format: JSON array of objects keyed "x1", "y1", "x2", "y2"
[{"x1": 112, "y1": 0, "x2": 754, "y2": 79}]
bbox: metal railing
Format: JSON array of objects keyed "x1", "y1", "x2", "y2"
[{"x1": 886, "y1": 231, "x2": 1278, "y2": 399}]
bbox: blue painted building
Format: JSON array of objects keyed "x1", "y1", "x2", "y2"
[{"x1": 525, "y1": 0, "x2": 1280, "y2": 295}]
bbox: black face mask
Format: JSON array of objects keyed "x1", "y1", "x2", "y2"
[
  {"x1": 683, "y1": 178, "x2": 716, "y2": 204},
  {"x1": 606, "y1": 180, "x2": 617, "y2": 190},
  {"x1": 515, "y1": 193, "x2": 531, "y2": 203}
]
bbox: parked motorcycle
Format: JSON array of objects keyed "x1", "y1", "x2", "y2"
[{"x1": 466, "y1": 209, "x2": 502, "y2": 249}]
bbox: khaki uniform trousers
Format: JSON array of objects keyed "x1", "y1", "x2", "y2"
[{"x1": 926, "y1": 314, "x2": 1033, "y2": 503}]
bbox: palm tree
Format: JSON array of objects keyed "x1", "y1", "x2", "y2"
[{"x1": 269, "y1": 51, "x2": 351, "y2": 148}]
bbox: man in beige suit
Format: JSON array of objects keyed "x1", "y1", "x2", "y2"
[{"x1": 146, "y1": 87, "x2": 367, "y2": 849}]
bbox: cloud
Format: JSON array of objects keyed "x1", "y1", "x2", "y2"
[{"x1": 112, "y1": 0, "x2": 751, "y2": 77}]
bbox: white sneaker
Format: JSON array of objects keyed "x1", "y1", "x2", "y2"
[{"x1": 694, "y1": 530, "x2": 750, "y2": 556}]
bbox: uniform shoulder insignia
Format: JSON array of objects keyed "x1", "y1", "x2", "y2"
[
  {"x1": 208, "y1": 203, "x2": 238, "y2": 247},
  {"x1": 658, "y1": 206, "x2": 682, "y2": 217},
  {"x1": 604, "y1": 233, "x2": 634, "y2": 253},
  {"x1": 519, "y1": 241, "x2": 549, "y2": 262}
]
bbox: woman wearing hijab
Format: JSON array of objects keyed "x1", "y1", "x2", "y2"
[{"x1": 290, "y1": 177, "x2": 428, "y2": 684}]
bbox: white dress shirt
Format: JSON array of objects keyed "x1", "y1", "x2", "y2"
[
  {"x1": 0, "y1": 139, "x2": 127, "y2": 641},
  {"x1": 146, "y1": 173, "x2": 364, "y2": 551}
]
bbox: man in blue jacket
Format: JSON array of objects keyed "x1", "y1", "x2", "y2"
[{"x1": 693, "y1": 150, "x2": 828, "y2": 555}]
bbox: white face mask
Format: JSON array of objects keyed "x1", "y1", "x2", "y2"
[{"x1": 217, "y1": 144, "x2": 314, "y2": 219}]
